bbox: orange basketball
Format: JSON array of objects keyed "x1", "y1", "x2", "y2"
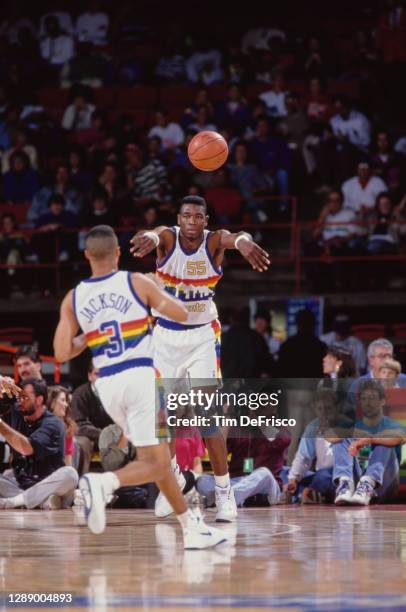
[{"x1": 188, "y1": 131, "x2": 228, "y2": 172}]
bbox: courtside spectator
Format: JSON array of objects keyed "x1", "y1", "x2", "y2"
[
  {"x1": 0, "y1": 378, "x2": 78, "y2": 509},
  {"x1": 254, "y1": 310, "x2": 281, "y2": 360},
  {"x1": 15, "y1": 345, "x2": 43, "y2": 381},
  {"x1": 321, "y1": 313, "x2": 367, "y2": 375},
  {"x1": 71, "y1": 362, "x2": 113, "y2": 474},
  {"x1": 379, "y1": 358, "x2": 402, "y2": 388},
  {"x1": 47, "y1": 386, "x2": 78, "y2": 467},
  {"x1": 331, "y1": 380, "x2": 406, "y2": 506}
]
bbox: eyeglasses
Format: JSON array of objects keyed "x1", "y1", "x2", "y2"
[{"x1": 374, "y1": 352, "x2": 392, "y2": 359}]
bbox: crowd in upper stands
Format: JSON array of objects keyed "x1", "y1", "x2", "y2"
[{"x1": 0, "y1": 1, "x2": 406, "y2": 294}]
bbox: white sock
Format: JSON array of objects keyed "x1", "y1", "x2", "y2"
[
  {"x1": 8, "y1": 494, "x2": 25, "y2": 508},
  {"x1": 177, "y1": 508, "x2": 194, "y2": 529},
  {"x1": 171, "y1": 455, "x2": 177, "y2": 471},
  {"x1": 104, "y1": 472, "x2": 120, "y2": 492},
  {"x1": 215, "y1": 473, "x2": 230, "y2": 488}
]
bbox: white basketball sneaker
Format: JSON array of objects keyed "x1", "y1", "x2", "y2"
[
  {"x1": 183, "y1": 508, "x2": 228, "y2": 550},
  {"x1": 79, "y1": 473, "x2": 115, "y2": 535},
  {"x1": 215, "y1": 485, "x2": 238, "y2": 522},
  {"x1": 155, "y1": 465, "x2": 186, "y2": 518}
]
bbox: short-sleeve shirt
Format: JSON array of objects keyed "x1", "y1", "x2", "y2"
[{"x1": 9, "y1": 408, "x2": 65, "y2": 489}]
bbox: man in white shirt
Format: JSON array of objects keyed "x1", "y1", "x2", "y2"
[
  {"x1": 186, "y1": 45, "x2": 223, "y2": 85},
  {"x1": 259, "y1": 73, "x2": 287, "y2": 118},
  {"x1": 148, "y1": 109, "x2": 184, "y2": 150},
  {"x1": 62, "y1": 95, "x2": 96, "y2": 132},
  {"x1": 342, "y1": 162, "x2": 388, "y2": 217},
  {"x1": 40, "y1": 15, "x2": 74, "y2": 66},
  {"x1": 76, "y1": 0, "x2": 109, "y2": 46},
  {"x1": 330, "y1": 96, "x2": 371, "y2": 150}
]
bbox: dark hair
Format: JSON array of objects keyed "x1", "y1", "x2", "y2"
[
  {"x1": 1, "y1": 212, "x2": 17, "y2": 226},
  {"x1": 326, "y1": 346, "x2": 357, "y2": 378},
  {"x1": 333, "y1": 95, "x2": 350, "y2": 107},
  {"x1": 325, "y1": 189, "x2": 343, "y2": 204},
  {"x1": 20, "y1": 377, "x2": 48, "y2": 403},
  {"x1": 47, "y1": 385, "x2": 77, "y2": 436},
  {"x1": 375, "y1": 191, "x2": 393, "y2": 211},
  {"x1": 48, "y1": 193, "x2": 66, "y2": 208},
  {"x1": 15, "y1": 345, "x2": 40, "y2": 363},
  {"x1": 179, "y1": 195, "x2": 207, "y2": 213},
  {"x1": 86, "y1": 225, "x2": 116, "y2": 242},
  {"x1": 10, "y1": 150, "x2": 30, "y2": 169},
  {"x1": 231, "y1": 140, "x2": 253, "y2": 164},
  {"x1": 358, "y1": 379, "x2": 385, "y2": 400},
  {"x1": 255, "y1": 309, "x2": 271, "y2": 324}
]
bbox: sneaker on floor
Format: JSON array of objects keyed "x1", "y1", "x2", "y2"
[
  {"x1": 41, "y1": 494, "x2": 62, "y2": 510},
  {"x1": 334, "y1": 479, "x2": 354, "y2": 506},
  {"x1": 351, "y1": 479, "x2": 375, "y2": 506},
  {"x1": 155, "y1": 466, "x2": 186, "y2": 518},
  {"x1": 79, "y1": 473, "x2": 114, "y2": 535},
  {"x1": 215, "y1": 485, "x2": 237, "y2": 522},
  {"x1": 183, "y1": 508, "x2": 228, "y2": 550}
]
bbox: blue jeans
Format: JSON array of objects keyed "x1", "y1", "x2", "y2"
[
  {"x1": 196, "y1": 467, "x2": 280, "y2": 507},
  {"x1": 332, "y1": 439, "x2": 399, "y2": 502},
  {"x1": 275, "y1": 168, "x2": 289, "y2": 209},
  {"x1": 280, "y1": 466, "x2": 335, "y2": 501}
]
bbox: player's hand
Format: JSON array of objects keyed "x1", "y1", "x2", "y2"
[
  {"x1": 0, "y1": 376, "x2": 23, "y2": 399},
  {"x1": 237, "y1": 239, "x2": 271, "y2": 272},
  {"x1": 130, "y1": 232, "x2": 158, "y2": 258},
  {"x1": 284, "y1": 479, "x2": 298, "y2": 494},
  {"x1": 348, "y1": 438, "x2": 370, "y2": 456}
]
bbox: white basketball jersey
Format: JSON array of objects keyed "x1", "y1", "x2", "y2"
[
  {"x1": 74, "y1": 270, "x2": 152, "y2": 371},
  {"x1": 153, "y1": 227, "x2": 222, "y2": 325}
]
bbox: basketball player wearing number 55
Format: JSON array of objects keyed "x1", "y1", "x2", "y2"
[
  {"x1": 130, "y1": 195, "x2": 270, "y2": 521},
  {"x1": 54, "y1": 225, "x2": 228, "y2": 549}
]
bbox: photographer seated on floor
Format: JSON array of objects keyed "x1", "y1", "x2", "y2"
[{"x1": 0, "y1": 377, "x2": 78, "y2": 510}]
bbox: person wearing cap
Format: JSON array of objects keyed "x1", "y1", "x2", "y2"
[{"x1": 321, "y1": 313, "x2": 367, "y2": 375}]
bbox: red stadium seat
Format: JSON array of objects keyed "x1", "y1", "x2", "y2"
[
  {"x1": 38, "y1": 88, "x2": 69, "y2": 110},
  {"x1": 117, "y1": 86, "x2": 158, "y2": 110},
  {"x1": 0, "y1": 327, "x2": 34, "y2": 345},
  {"x1": 0, "y1": 203, "x2": 31, "y2": 225},
  {"x1": 392, "y1": 323, "x2": 406, "y2": 338},
  {"x1": 351, "y1": 323, "x2": 387, "y2": 340},
  {"x1": 159, "y1": 86, "x2": 200, "y2": 108},
  {"x1": 93, "y1": 87, "x2": 116, "y2": 109},
  {"x1": 246, "y1": 83, "x2": 270, "y2": 100}
]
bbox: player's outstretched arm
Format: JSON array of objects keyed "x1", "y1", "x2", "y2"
[
  {"x1": 215, "y1": 229, "x2": 271, "y2": 272},
  {"x1": 133, "y1": 274, "x2": 188, "y2": 323},
  {"x1": 54, "y1": 290, "x2": 87, "y2": 363},
  {"x1": 130, "y1": 226, "x2": 173, "y2": 258}
]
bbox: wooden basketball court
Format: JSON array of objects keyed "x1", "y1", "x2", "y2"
[{"x1": 1, "y1": 505, "x2": 406, "y2": 610}]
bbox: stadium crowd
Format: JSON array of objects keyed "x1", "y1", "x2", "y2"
[{"x1": 0, "y1": 1, "x2": 406, "y2": 294}]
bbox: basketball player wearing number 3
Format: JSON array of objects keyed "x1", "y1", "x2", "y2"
[{"x1": 130, "y1": 195, "x2": 271, "y2": 522}]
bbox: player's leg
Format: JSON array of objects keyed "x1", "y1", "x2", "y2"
[
  {"x1": 152, "y1": 324, "x2": 189, "y2": 517},
  {"x1": 187, "y1": 323, "x2": 237, "y2": 522}
]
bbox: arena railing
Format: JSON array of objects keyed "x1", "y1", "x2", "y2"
[{"x1": 1, "y1": 200, "x2": 405, "y2": 295}]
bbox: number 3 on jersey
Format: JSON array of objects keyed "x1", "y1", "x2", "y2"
[
  {"x1": 186, "y1": 261, "x2": 206, "y2": 275},
  {"x1": 100, "y1": 320, "x2": 124, "y2": 358}
]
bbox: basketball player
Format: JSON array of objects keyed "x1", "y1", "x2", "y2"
[
  {"x1": 130, "y1": 195, "x2": 271, "y2": 521},
  {"x1": 54, "y1": 225, "x2": 227, "y2": 549}
]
